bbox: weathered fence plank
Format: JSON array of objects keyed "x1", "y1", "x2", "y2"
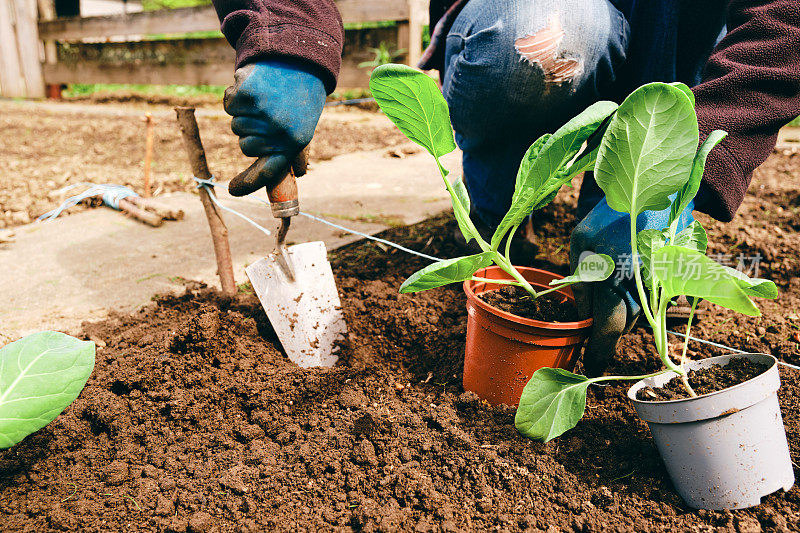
[
  {"x1": 0, "y1": 0, "x2": 27, "y2": 97},
  {"x1": 13, "y1": 0, "x2": 45, "y2": 97},
  {"x1": 38, "y1": 1, "x2": 416, "y2": 41},
  {"x1": 6, "y1": 0, "x2": 429, "y2": 97},
  {"x1": 44, "y1": 26, "x2": 401, "y2": 89}
]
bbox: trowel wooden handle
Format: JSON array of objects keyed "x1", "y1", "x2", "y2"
[{"x1": 266, "y1": 147, "x2": 307, "y2": 218}]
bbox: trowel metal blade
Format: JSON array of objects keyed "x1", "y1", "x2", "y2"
[{"x1": 245, "y1": 241, "x2": 347, "y2": 368}]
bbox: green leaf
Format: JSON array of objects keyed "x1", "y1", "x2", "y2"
[
  {"x1": 512, "y1": 134, "x2": 552, "y2": 206},
  {"x1": 672, "y1": 220, "x2": 708, "y2": 253},
  {"x1": 720, "y1": 266, "x2": 778, "y2": 299},
  {"x1": 0, "y1": 331, "x2": 95, "y2": 449},
  {"x1": 451, "y1": 176, "x2": 474, "y2": 243},
  {"x1": 670, "y1": 82, "x2": 695, "y2": 107},
  {"x1": 595, "y1": 83, "x2": 699, "y2": 217},
  {"x1": 551, "y1": 253, "x2": 615, "y2": 286},
  {"x1": 652, "y1": 246, "x2": 760, "y2": 316},
  {"x1": 515, "y1": 368, "x2": 590, "y2": 442},
  {"x1": 370, "y1": 64, "x2": 456, "y2": 163},
  {"x1": 399, "y1": 252, "x2": 494, "y2": 293},
  {"x1": 637, "y1": 228, "x2": 668, "y2": 287},
  {"x1": 492, "y1": 101, "x2": 618, "y2": 248},
  {"x1": 669, "y1": 130, "x2": 727, "y2": 225}
]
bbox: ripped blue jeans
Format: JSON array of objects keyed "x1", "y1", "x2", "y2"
[{"x1": 442, "y1": 0, "x2": 723, "y2": 227}]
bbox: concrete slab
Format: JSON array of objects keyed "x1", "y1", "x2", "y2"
[{"x1": 0, "y1": 146, "x2": 461, "y2": 340}]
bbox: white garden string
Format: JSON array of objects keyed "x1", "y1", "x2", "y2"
[{"x1": 194, "y1": 177, "x2": 800, "y2": 373}]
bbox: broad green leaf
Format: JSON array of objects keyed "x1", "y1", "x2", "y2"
[
  {"x1": 512, "y1": 134, "x2": 552, "y2": 205},
  {"x1": 451, "y1": 176, "x2": 474, "y2": 243},
  {"x1": 672, "y1": 220, "x2": 708, "y2": 253},
  {"x1": 595, "y1": 83, "x2": 699, "y2": 217},
  {"x1": 492, "y1": 101, "x2": 618, "y2": 248},
  {"x1": 370, "y1": 64, "x2": 456, "y2": 163},
  {"x1": 399, "y1": 252, "x2": 494, "y2": 293},
  {"x1": 720, "y1": 266, "x2": 778, "y2": 299},
  {"x1": 652, "y1": 246, "x2": 760, "y2": 316},
  {"x1": 670, "y1": 82, "x2": 695, "y2": 107},
  {"x1": 0, "y1": 331, "x2": 95, "y2": 449},
  {"x1": 551, "y1": 253, "x2": 615, "y2": 286},
  {"x1": 515, "y1": 368, "x2": 590, "y2": 442},
  {"x1": 637, "y1": 228, "x2": 668, "y2": 287},
  {"x1": 669, "y1": 130, "x2": 727, "y2": 225}
]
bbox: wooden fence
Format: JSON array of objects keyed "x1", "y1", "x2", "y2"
[{"x1": 0, "y1": 0, "x2": 428, "y2": 98}]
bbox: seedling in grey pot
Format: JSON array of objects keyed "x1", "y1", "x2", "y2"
[
  {"x1": 515, "y1": 81, "x2": 778, "y2": 441},
  {"x1": 369, "y1": 64, "x2": 615, "y2": 297}
]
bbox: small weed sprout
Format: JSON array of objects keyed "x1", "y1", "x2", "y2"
[
  {"x1": 369, "y1": 64, "x2": 615, "y2": 298},
  {"x1": 515, "y1": 82, "x2": 778, "y2": 442}
]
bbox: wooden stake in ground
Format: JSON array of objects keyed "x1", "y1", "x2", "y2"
[
  {"x1": 174, "y1": 107, "x2": 236, "y2": 296},
  {"x1": 143, "y1": 112, "x2": 155, "y2": 197}
]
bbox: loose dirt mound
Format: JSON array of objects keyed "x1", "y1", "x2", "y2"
[{"x1": 2, "y1": 151, "x2": 800, "y2": 531}]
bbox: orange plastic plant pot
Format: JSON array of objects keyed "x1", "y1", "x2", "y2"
[{"x1": 462, "y1": 266, "x2": 593, "y2": 406}]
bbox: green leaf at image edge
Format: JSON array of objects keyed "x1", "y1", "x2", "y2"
[
  {"x1": 369, "y1": 64, "x2": 456, "y2": 161},
  {"x1": 0, "y1": 331, "x2": 95, "y2": 449},
  {"x1": 399, "y1": 252, "x2": 494, "y2": 293},
  {"x1": 515, "y1": 367, "x2": 590, "y2": 442}
]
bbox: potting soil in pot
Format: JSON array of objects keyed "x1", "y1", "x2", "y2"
[
  {"x1": 636, "y1": 358, "x2": 772, "y2": 401},
  {"x1": 477, "y1": 286, "x2": 578, "y2": 322}
]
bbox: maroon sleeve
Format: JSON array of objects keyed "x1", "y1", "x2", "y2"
[
  {"x1": 212, "y1": 0, "x2": 344, "y2": 94},
  {"x1": 693, "y1": 0, "x2": 800, "y2": 222}
]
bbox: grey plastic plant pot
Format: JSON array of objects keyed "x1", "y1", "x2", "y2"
[{"x1": 627, "y1": 352, "x2": 794, "y2": 510}]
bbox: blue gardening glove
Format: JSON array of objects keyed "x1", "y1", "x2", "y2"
[
  {"x1": 570, "y1": 196, "x2": 695, "y2": 376},
  {"x1": 223, "y1": 59, "x2": 326, "y2": 196}
]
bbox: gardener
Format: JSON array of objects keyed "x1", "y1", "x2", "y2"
[{"x1": 212, "y1": 0, "x2": 800, "y2": 375}]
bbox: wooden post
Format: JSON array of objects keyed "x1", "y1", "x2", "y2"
[
  {"x1": 397, "y1": 0, "x2": 425, "y2": 68},
  {"x1": 0, "y1": 0, "x2": 26, "y2": 97},
  {"x1": 143, "y1": 112, "x2": 154, "y2": 198},
  {"x1": 37, "y1": 0, "x2": 60, "y2": 98},
  {"x1": 175, "y1": 107, "x2": 237, "y2": 297},
  {"x1": 12, "y1": 0, "x2": 45, "y2": 97}
]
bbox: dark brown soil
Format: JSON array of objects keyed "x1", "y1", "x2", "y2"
[
  {"x1": 636, "y1": 358, "x2": 771, "y2": 401},
  {"x1": 478, "y1": 286, "x2": 578, "y2": 322},
  {"x1": 2, "y1": 149, "x2": 800, "y2": 531}
]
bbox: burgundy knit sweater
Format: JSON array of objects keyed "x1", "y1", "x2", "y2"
[{"x1": 212, "y1": 0, "x2": 800, "y2": 222}]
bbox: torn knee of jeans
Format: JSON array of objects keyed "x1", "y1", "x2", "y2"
[{"x1": 514, "y1": 13, "x2": 584, "y2": 85}]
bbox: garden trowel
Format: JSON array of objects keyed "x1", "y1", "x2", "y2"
[{"x1": 238, "y1": 151, "x2": 347, "y2": 368}]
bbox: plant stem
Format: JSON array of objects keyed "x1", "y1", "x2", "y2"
[
  {"x1": 438, "y1": 161, "x2": 491, "y2": 253},
  {"x1": 536, "y1": 284, "x2": 571, "y2": 298},
  {"x1": 588, "y1": 369, "x2": 670, "y2": 385},
  {"x1": 630, "y1": 215, "x2": 657, "y2": 329},
  {"x1": 492, "y1": 252, "x2": 539, "y2": 297},
  {"x1": 678, "y1": 298, "x2": 699, "y2": 397},
  {"x1": 657, "y1": 296, "x2": 683, "y2": 374},
  {"x1": 680, "y1": 298, "x2": 698, "y2": 367},
  {"x1": 505, "y1": 223, "x2": 520, "y2": 265}
]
